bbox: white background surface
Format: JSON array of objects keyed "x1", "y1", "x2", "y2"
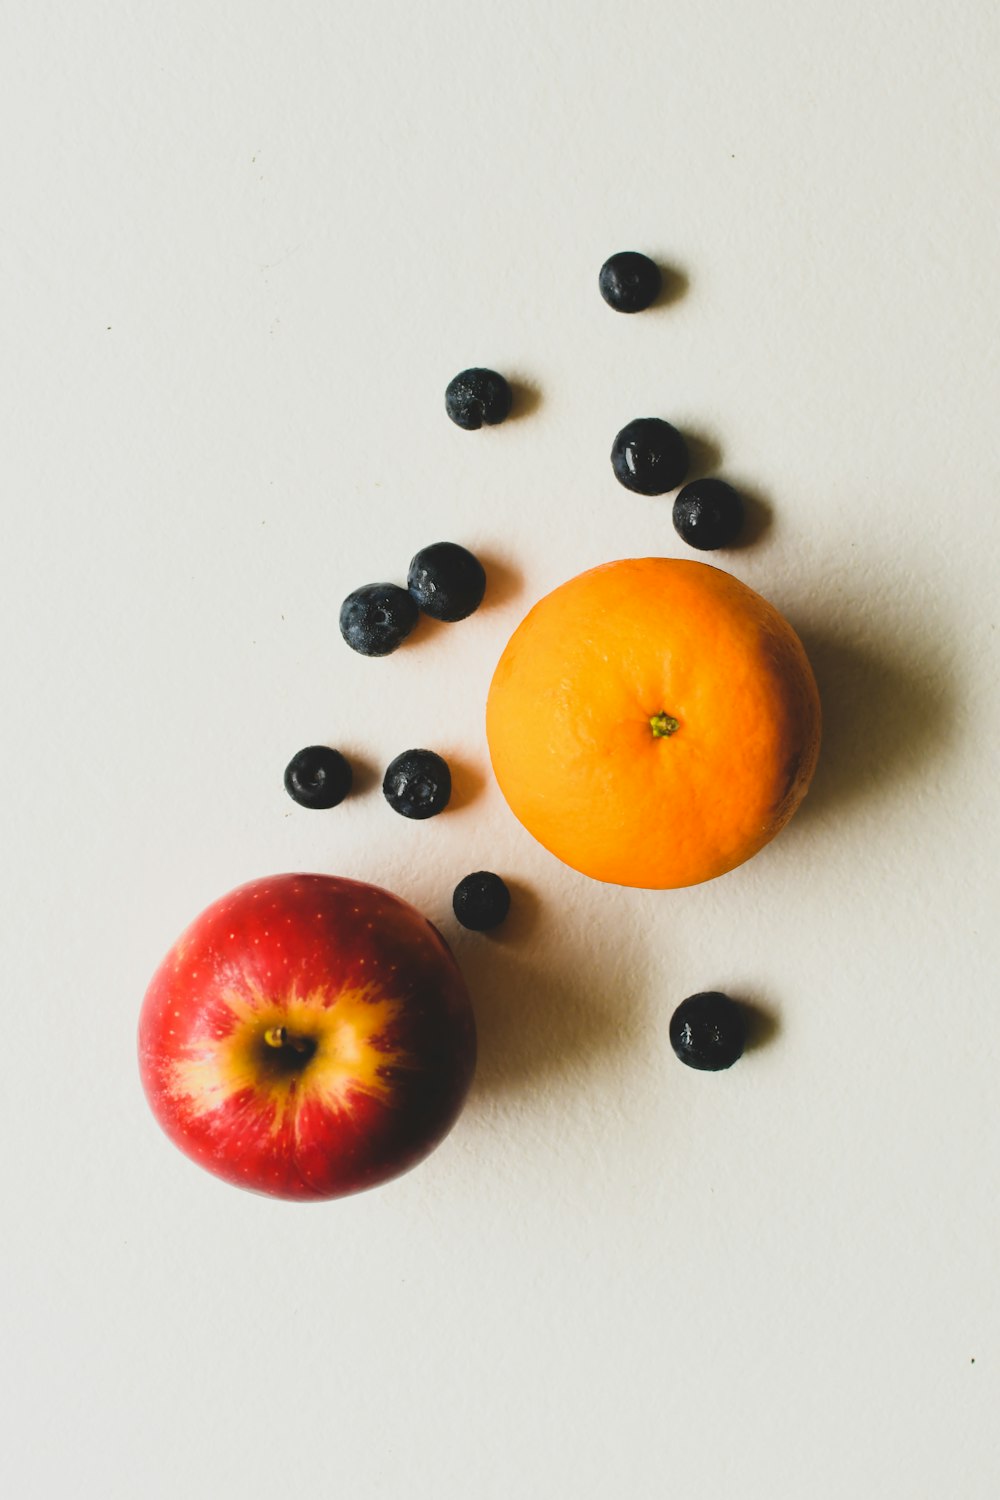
[{"x1": 3, "y1": 3, "x2": 999, "y2": 1496}]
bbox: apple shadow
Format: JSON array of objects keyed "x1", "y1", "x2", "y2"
[{"x1": 457, "y1": 893, "x2": 647, "y2": 1100}]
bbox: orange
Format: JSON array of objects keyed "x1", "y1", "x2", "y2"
[{"x1": 486, "y1": 558, "x2": 821, "y2": 889}]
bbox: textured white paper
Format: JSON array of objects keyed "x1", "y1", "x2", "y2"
[{"x1": 2, "y1": 3, "x2": 999, "y2": 1496}]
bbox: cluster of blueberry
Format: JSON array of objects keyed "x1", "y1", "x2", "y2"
[
  {"x1": 284, "y1": 539, "x2": 509, "y2": 932},
  {"x1": 601, "y1": 254, "x2": 744, "y2": 558},
  {"x1": 339, "y1": 541, "x2": 487, "y2": 658},
  {"x1": 601, "y1": 252, "x2": 743, "y2": 553},
  {"x1": 285, "y1": 735, "x2": 509, "y2": 932},
  {"x1": 442, "y1": 252, "x2": 746, "y2": 555}
]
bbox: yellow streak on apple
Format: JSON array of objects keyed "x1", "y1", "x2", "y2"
[{"x1": 168, "y1": 980, "x2": 414, "y2": 1141}]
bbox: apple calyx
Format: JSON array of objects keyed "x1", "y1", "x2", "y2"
[{"x1": 261, "y1": 1024, "x2": 318, "y2": 1073}]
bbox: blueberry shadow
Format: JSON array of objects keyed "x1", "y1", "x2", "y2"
[
  {"x1": 682, "y1": 429, "x2": 723, "y2": 483},
  {"x1": 698, "y1": 477, "x2": 773, "y2": 551},
  {"x1": 729, "y1": 481, "x2": 774, "y2": 549},
  {"x1": 668, "y1": 474, "x2": 774, "y2": 552},
  {"x1": 507, "y1": 379, "x2": 542, "y2": 420},
  {"x1": 651, "y1": 264, "x2": 689, "y2": 309},
  {"x1": 406, "y1": 610, "x2": 451, "y2": 649},
  {"x1": 405, "y1": 554, "x2": 520, "y2": 641},
  {"x1": 740, "y1": 999, "x2": 780, "y2": 1053},
  {"x1": 477, "y1": 877, "x2": 542, "y2": 946},
  {"x1": 790, "y1": 621, "x2": 960, "y2": 825},
  {"x1": 341, "y1": 751, "x2": 380, "y2": 798},
  {"x1": 454, "y1": 893, "x2": 645, "y2": 1099},
  {"x1": 446, "y1": 756, "x2": 487, "y2": 812},
  {"x1": 476, "y1": 551, "x2": 523, "y2": 611}
]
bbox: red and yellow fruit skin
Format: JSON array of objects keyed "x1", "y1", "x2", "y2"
[{"x1": 138, "y1": 874, "x2": 476, "y2": 1201}]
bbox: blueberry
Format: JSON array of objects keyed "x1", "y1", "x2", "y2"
[
  {"x1": 669, "y1": 992, "x2": 747, "y2": 1072},
  {"x1": 672, "y1": 478, "x2": 744, "y2": 551},
  {"x1": 599, "y1": 251, "x2": 662, "y2": 313},
  {"x1": 383, "y1": 749, "x2": 452, "y2": 819},
  {"x1": 611, "y1": 418, "x2": 689, "y2": 496},
  {"x1": 284, "y1": 746, "x2": 353, "y2": 809},
  {"x1": 445, "y1": 368, "x2": 512, "y2": 430},
  {"x1": 408, "y1": 542, "x2": 486, "y2": 622},
  {"x1": 339, "y1": 582, "x2": 418, "y2": 657},
  {"x1": 453, "y1": 871, "x2": 511, "y2": 931}
]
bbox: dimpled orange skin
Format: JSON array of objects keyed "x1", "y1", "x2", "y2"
[{"x1": 486, "y1": 558, "x2": 821, "y2": 889}]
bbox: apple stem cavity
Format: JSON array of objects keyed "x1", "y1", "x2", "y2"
[
  {"x1": 649, "y1": 712, "x2": 680, "y2": 739},
  {"x1": 260, "y1": 1025, "x2": 317, "y2": 1071}
]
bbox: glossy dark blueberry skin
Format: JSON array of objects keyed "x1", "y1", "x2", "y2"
[
  {"x1": 445, "y1": 368, "x2": 512, "y2": 430},
  {"x1": 452, "y1": 871, "x2": 511, "y2": 931},
  {"x1": 382, "y1": 750, "x2": 452, "y2": 820},
  {"x1": 669, "y1": 992, "x2": 747, "y2": 1071},
  {"x1": 284, "y1": 746, "x2": 353, "y2": 809},
  {"x1": 599, "y1": 251, "x2": 662, "y2": 313},
  {"x1": 611, "y1": 418, "x2": 689, "y2": 496},
  {"x1": 339, "y1": 582, "x2": 419, "y2": 657},
  {"x1": 672, "y1": 478, "x2": 745, "y2": 551},
  {"x1": 408, "y1": 542, "x2": 486, "y2": 622}
]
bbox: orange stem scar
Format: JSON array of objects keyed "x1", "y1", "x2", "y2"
[{"x1": 650, "y1": 712, "x2": 680, "y2": 738}]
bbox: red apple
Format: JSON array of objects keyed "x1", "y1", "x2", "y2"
[{"x1": 138, "y1": 873, "x2": 476, "y2": 1200}]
